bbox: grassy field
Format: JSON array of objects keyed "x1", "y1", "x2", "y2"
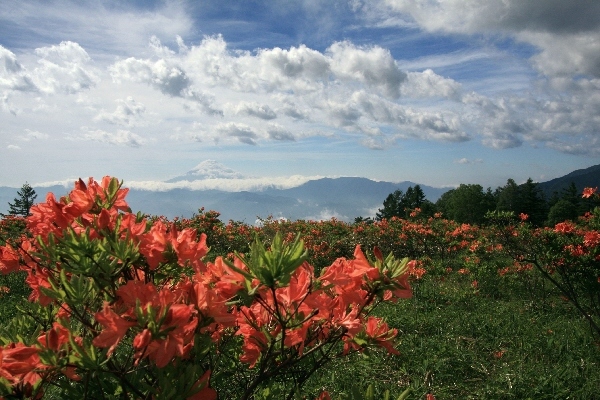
[
  {"x1": 299, "y1": 275, "x2": 600, "y2": 399},
  {"x1": 3, "y1": 269, "x2": 598, "y2": 399},
  {"x1": 2, "y1": 209, "x2": 600, "y2": 399}
]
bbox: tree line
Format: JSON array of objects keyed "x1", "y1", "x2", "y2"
[
  {"x1": 4, "y1": 180, "x2": 599, "y2": 228},
  {"x1": 371, "y1": 179, "x2": 600, "y2": 227}
]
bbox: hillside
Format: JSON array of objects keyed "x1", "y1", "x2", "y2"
[
  {"x1": 0, "y1": 178, "x2": 444, "y2": 223},
  {"x1": 537, "y1": 164, "x2": 600, "y2": 197},
  {"x1": 2, "y1": 163, "x2": 599, "y2": 222}
]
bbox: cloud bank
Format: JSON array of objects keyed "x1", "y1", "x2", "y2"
[{"x1": 1, "y1": 0, "x2": 599, "y2": 188}]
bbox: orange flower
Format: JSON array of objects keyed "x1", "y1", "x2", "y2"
[
  {"x1": 0, "y1": 343, "x2": 42, "y2": 385},
  {"x1": 0, "y1": 244, "x2": 20, "y2": 275},
  {"x1": 169, "y1": 227, "x2": 209, "y2": 270},
  {"x1": 138, "y1": 220, "x2": 168, "y2": 269},
  {"x1": 93, "y1": 302, "x2": 136, "y2": 356},
  {"x1": 186, "y1": 370, "x2": 217, "y2": 400},
  {"x1": 519, "y1": 213, "x2": 529, "y2": 221},
  {"x1": 363, "y1": 316, "x2": 399, "y2": 355},
  {"x1": 582, "y1": 187, "x2": 597, "y2": 198},
  {"x1": 554, "y1": 222, "x2": 576, "y2": 234}
]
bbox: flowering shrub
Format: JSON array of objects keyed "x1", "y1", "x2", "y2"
[
  {"x1": 487, "y1": 192, "x2": 600, "y2": 337},
  {"x1": 0, "y1": 177, "x2": 412, "y2": 399}
]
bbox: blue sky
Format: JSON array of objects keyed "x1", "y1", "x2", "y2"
[{"x1": 1, "y1": 0, "x2": 600, "y2": 191}]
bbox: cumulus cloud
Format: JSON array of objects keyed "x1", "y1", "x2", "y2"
[
  {"x1": 103, "y1": 35, "x2": 510, "y2": 148},
  {"x1": 328, "y1": 41, "x2": 406, "y2": 98},
  {"x1": 3, "y1": 15, "x2": 599, "y2": 169},
  {"x1": 267, "y1": 124, "x2": 296, "y2": 141},
  {"x1": 373, "y1": 0, "x2": 600, "y2": 78},
  {"x1": 110, "y1": 57, "x2": 189, "y2": 97},
  {"x1": 233, "y1": 101, "x2": 277, "y2": 120},
  {"x1": 216, "y1": 122, "x2": 259, "y2": 145},
  {"x1": 32, "y1": 41, "x2": 99, "y2": 94},
  {"x1": 401, "y1": 70, "x2": 462, "y2": 100},
  {"x1": 0, "y1": 45, "x2": 36, "y2": 92},
  {"x1": 94, "y1": 97, "x2": 146, "y2": 127},
  {"x1": 76, "y1": 128, "x2": 145, "y2": 147}
]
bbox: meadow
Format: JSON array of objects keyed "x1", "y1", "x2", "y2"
[{"x1": 1, "y1": 186, "x2": 599, "y2": 399}]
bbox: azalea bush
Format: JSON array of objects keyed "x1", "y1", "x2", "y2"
[
  {"x1": 487, "y1": 190, "x2": 600, "y2": 338},
  {"x1": 0, "y1": 177, "x2": 413, "y2": 399}
]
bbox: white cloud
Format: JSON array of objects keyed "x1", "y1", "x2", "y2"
[
  {"x1": 303, "y1": 208, "x2": 349, "y2": 221},
  {"x1": 7, "y1": 144, "x2": 21, "y2": 150},
  {"x1": 0, "y1": 45, "x2": 36, "y2": 92},
  {"x1": 524, "y1": 31, "x2": 600, "y2": 77},
  {"x1": 94, "y1": 97, "x2": 146, "y2": 127},
  {"x1": 233, "y1": 101, "x2": 277, "y2": 120},
  {"x1": 401, "y1": 69, "x2": 462, "y2": 100},
  {"x1": 455, "y1": 158, "x2": 483, "y2": 164},
  {"x1": 20, "y1": 129, "x2": 49, "y2": 141},
  {"x1": 0, "y1": 1, "x2": 194, "y2": 57},
  {"x1": 110, "y1": 57, "x2": 189, "y2": 97},
  {"x1": 2, "y1": 8, "x2": 600, "y2": 188},
  {"x1": 32, "y1": 41, "x2": 99, "y2": 94},
  {"x1": 267, "y1": 124, "x2": 296, "y2": 141},
  {"x1": 126, "y1": 175, "x2": 326, "y2": 192},
  {"x1": 328, "y1": 41, "x2": 406, "y2": 98},
  {"x1": 76, "y1": 128, "x2": 145, "y2": 147},
  {"x1": 375, "y1": 0, "x2": 600, "y2": 78},
  {"x1": 216, "y1": 122, "x2": 259, "y2": 145}
]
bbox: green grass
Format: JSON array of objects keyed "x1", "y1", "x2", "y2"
[
  {"x1": 1, "y1": 269, "x2": 599, "y2": 399},
  {"x1": 303, "y1": 275, "x2": 600, "y2": 399},
  {"x1": 0, "y1": 271, "x2": 28, "y2": 321}
]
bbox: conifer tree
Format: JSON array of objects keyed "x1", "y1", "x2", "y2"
[{"x1": 6, "y1": 182, "x2": 37, "y2": 217}]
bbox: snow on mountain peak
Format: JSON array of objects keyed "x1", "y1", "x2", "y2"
[{"x1": 166, "y1": 160, "x2": 246, "y2": 182}]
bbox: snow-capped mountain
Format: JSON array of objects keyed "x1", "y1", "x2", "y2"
[{"x1": 166, "y1": 160, "x2": 246, "y2": 182}]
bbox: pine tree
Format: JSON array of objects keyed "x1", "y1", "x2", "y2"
[
  {"x1": 6, "y1": 183, "x2": 37, "y2": 217},
  {"x1": 376, "y1": 190, "x2": 402, "y2": 221}
]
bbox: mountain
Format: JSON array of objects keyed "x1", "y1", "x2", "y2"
[
  {"x1": 166, "y1": 160, "x2": 246, "y2": 182},
  {"x1": 5, "y1": 163, "x2": 598, "y2": 223},
  {"x1": 537, "y1": 164, "x2": 600, "y2": 198},
  {"x1": 124, "y1": 177, "x2": 446, "y2": 222},
  {"x1": 0, "y1": 178, "x2": 445, "y2": 223}
]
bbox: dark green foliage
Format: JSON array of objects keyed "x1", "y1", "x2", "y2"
[
  {"x1": 518, "y1": 178, "x2": 547, "y2": 226},
  {"x1": 494, "y1": 178, "x2": 547, "y2": 226},
  {"x1": 5, "y1": 182, "x2": 37, "y2": 217},
  {"x1": 422, "y1": 177, "x2": 583, "y2": 226},
  {"x1": 376, "y1": 185, "x2": 432, "y2": 221},
  {"x1": 495, "y1": 178, "x2": 520, "y2": 213},
  {"x1": 377, "y1": 190, "x2": 402, "y2": 221},
  {"x1": 435, "y1": 184, "x2": 495, "y2": 224},
  {"x1": 546, "y1": 199, "x2": 579, "y2": 226}
]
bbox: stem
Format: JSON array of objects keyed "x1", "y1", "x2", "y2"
[{"x1": 525, "y1": 257, "x2": 600, "y2": 337}]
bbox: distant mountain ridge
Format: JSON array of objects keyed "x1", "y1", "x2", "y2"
[
  {"x1": 2, "y1": 163, "x2": 600, "y2": 222},
  {"x1": 537, "y1": 164, "x2": 600, "y2": 198},
  {"x1": 0, "y1": 178, "x2": 445, "y2": 223}
]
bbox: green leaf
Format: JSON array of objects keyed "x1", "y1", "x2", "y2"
[
  {"x1": 365, "y1": 383, "x2": 375, "y2": 400},
  {"x1": 397, "y1": 388, "x2": 412, "y2": 400}
]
